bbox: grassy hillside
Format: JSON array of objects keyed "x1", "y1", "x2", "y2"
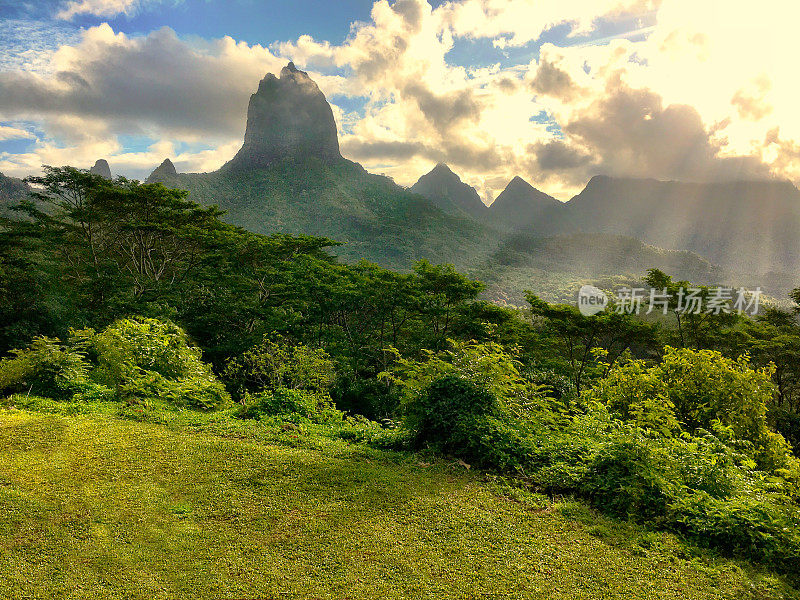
[{"x1": 1, "y1": 409, "x2": 796, "y2": 599}]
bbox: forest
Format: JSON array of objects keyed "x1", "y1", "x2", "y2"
[{"x1": 2, "y1": 167, "x2": 800, "y2": 590}]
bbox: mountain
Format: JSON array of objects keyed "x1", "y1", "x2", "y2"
[
  {"x1": 488, "y1": 176, "x2": 576, "y2": 235},
  {"x1": 410, "y1": 163, "x2": 488, "y2": 219},
  {"x1": 477, "y1": 232, "x2": 726, "y2": 305},
  {"x1": 133, "y1": 63, "x2": 747, "y2": 297},
  {"x1": 145, "y1": 63, "x2": 495, "y2": 270},
  {"x1": 567, "y1": 175, "x2": 800, "y2": 274},
  {"x1": 146, "y1": 159, "x2": 178, "y2": 184},
  {"x1": 89, "y1": 159, "x2": 112, "y2": 179},
  {"x1": 0, "y1": 172, "x2": 29, "y2": 217},
  {"x1": 221, "y1": 62, "x2": 341, "y2": 172}
]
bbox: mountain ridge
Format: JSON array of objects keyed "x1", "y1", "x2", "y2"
[{"x1": 566, "y1": 174, "x2": 800, "y2": 274}]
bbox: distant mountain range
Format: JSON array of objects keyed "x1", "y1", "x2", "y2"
[
  {"x1": 3, "y1": 62, "x2": 798, "y2": 302},
  {"x1": 567, "y1": 175, "x2": 800, "y2": 275},
  {"x1": 0, "y1": 172, "x2": 29, "y2": 217},
  {"x1": 410, "y1": 165, "x2": 800, "y2": 277}
]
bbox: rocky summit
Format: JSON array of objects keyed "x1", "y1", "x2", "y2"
[
  {"x1": 222, "y1": 62, "x2": 341, "y2": 171},
  {"x1": 89, "y1": 159, "x2": 112, "y2": 179},
  {"x1": 488, "y1": 175, "x2": 572, "y2": 234},
  {"x1": 410, "y1": 163, "x2": 488, "y2": 220},
  {"x1": 146, "y1": 158, "x2": 178, "y2": 184}
]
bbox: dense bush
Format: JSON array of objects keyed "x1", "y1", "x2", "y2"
[
  {"x1": 592, "y1": 347, "x2": 794, "y2": 472},
  {"x1": 669, "y1": 492, "x2": 800, "y2": 573},
  {"x1": 0, "y1": 336, "x2": 112, "y2": 401},
  {"x1": 582, "y1": 437, "x2": 678, "y2": 521},
  {"x1": 407, "y1": 376, "x2": 498, "y2": 446},
  {"x1": 0, "y1": 318, "x2": 228, "y2": 410},
  {"x1": 402, "y1": 376, "x2": 534, "y2": 470},
  {"x1": 385, "y1": 339, "x2": 553, "y2": 422},
  {"x1": 236, "y1": 388, "x2": 342, "y2": 424},
  {"x1": 386, "y1": 340, "x2": 557, "y2": 470},
  {"x1": 531, "y1": 413, "x2": 800, "y2": 572},
  {"x1": 224, "y1": 335, "x2": 335, "y2": 398},
  {"x1": 91, "y1": 317, "x2": 230, "y2": 410}
]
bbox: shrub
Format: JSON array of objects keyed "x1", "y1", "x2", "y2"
[
  {"x1": 235, "y1": 388, "x2": 341, "y2": 424},
  {"x1": 92, "y1": 317, "x2": 230, "y2": 410},
  {"x1": 655, "y1": 348, "x2": 774, "y2": 442},
  {"x1": 0, "y1": 336, "x2": 110, "y2": 401},
  {"x1": 224, "y1": 335, "x2": 335, "y2": 398},
  {"x1": 407, "y1": 375, "x2": 499, "y2": 447},
  {"x1": 669, "y1": 492, "x2": 800, "y2": 573},
  {"x1": 404, "y1": 376, "x2": 535, "y2": 471},
  {"x1": 159, "y1": 375, "x2": 230, "y2": 411},
  {"x1": 591, "y1": 347, "x2": 791, "y2": 472},
  {"x1": 384, "y1": 339, "x2": 553, "y2": 422},
  {"x1": 590, "y1": 360, "x2": 678, "y2": 436},
  {"x1": 581, "y1": 436, "x2": 678, "y2": 521},
  {"x1": 446, "y1": 413, "x2": 536, "y2": 471}
]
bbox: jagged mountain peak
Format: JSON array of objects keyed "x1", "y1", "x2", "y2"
[
  {"x1": 89, "y1": 159, "x2": 112, "y2": 179},
  {"x1": 411, "y1": 162, "x2": 487, "y2": 219},
  {"x1": 146, "y1": 158, "x2": 178, "y2": 184},
  {"x1": 488, "y1": 175, "x2": 571, "y2": 234},
  {"x1": 221, "y1": 62, "x2": 341, "y2": 172},
  {"x1": 492, "y1": 176, "x2": 561, "y2": 208}
]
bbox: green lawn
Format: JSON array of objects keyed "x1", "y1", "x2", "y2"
[{"x1": 0, "y1": 410, "x2": 796, "y2": 599}]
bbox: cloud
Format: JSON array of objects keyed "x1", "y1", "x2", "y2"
[
  {"x1": 563, "y1": 84, "x2": 773, "y2": 182},
  {"x1": 0, "y1": 126, "x2": 35, "y2": 141},
  {"x1": 531, "y1": 140, "x2": 592, "y2": 171},
  {"x1": 439, "y1": 0, "x2": 662, "y2": 47},
  {"x1": 530, "y1": 58, "x2": 579, "y2": 100},
  {"x1": 0, "y1": 24, "x2": 289, "y2": 178},
  {"x1": 0, "y1": 0, "x2": 798, "y2": 202},
  {"x1": 0, "y1": 19, "x2": 81, "y2": 74},
  {"x1": 55, "y1": 0, "x2": 177, "y2": 20},
  {"x1": 0, "y1": 25, "x2": 287, "y2": 141},
  {"x1": 731, "y1": 76, "x2": 772, "y2": 122}
]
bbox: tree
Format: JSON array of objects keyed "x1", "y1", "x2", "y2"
[
  {"x1": 411, "y1": 260, "x2": 483, "y2": 350},
  {"x1": 526, "y1": 293, "x2": 656, "y2": 395},
  {"x1": 644, "y1": 268, "x2": 740, "y2": 351}
]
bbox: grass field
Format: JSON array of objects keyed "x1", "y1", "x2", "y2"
[{"x1": 0, "y1": 409, "x2": 797, "y2": 599}]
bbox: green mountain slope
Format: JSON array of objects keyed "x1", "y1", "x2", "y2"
[
  {"x1": 0, "y1": 172, "x2": 28, "y2": 217},
  {"x1": 474, "y1": 232, "x2": 726, "y2": 304},
  {"x1": 158, "y1": 156, "x2": 496, "y2": 269}
]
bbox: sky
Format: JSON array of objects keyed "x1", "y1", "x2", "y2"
[{"x1": 0, "y1": 0, "x2": 797, "y2": 201}]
